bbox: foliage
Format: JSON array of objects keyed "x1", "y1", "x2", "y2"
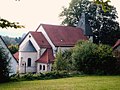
[
  {"x1": 60, "y1": 0, "x2": 91, "y2": 26},
  {"x1": 72, "y1": 41, "x2": 117, "y2": 75},
  {"x1": 0, "y1": 13, "x2": 24, "y2": 83},
  {"x1": 0, "y1": 47, "x2": 11, "y2": 83},
  {"x1": 72, "y1": 41, "x2": 98, "y2": 74},
  {"x1": 8, "y1": 45, "x2": 18, "y2": 54},
  {"x1": 60, "y1": 0, "x2": 120, "y2": 46},
  {"x1": 97, "y1": 44, "x2": 117, "y2": 74},
  {"x1": 10, "y1": 71, "x2": 71, "y2": 81},
  {"x1": 62, "y1": 49, "x2": 73, "y2": 71},
  {"x1": 52, "y1": 41, "x2": 118, "y2": 75},
  {"x1": 0, "y1": 18, "x2": 24, "y2": 29},
  {"x1": 53, "y1": 49, "x2": 67, "y2": 71},
  {"x1": 94, "y1": 0, "x2": 111, "y2": 12}
]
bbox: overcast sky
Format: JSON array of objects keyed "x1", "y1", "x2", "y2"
[{"x1": 0, "y1": 0, "x2": 120, "y2": 37}]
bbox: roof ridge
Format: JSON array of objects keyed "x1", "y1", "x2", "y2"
[{"x1": 36, "y1": 23, "x2": 77, "y2": 30}]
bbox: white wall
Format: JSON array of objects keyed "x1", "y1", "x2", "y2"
[
  {"x1": 40, "y1": 48, "x2": 46, "y2": 56},
  {"x1": 57, "y1": 47, "x2": 72, "y2": 52},
  {"x1": 19, "y1": 33, "x2": 40, "y2": 59},
  {"x1": 0, "y1": 38, "x2": 18, "y2": 75},
  {"x1": 37, "y1": 63, "x2": 52, "y2": 73},
  {"x1": 19, "y1": 52, "x2": 37, "y2": 73}
]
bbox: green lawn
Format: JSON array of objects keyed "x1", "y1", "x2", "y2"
[{"x1": 0, "y1": 76, "x2": 120, "y2": 90}]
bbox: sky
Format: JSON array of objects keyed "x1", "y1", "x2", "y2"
[{"x1": 0, "y1": 0, "x2": 120, "y2": 37}]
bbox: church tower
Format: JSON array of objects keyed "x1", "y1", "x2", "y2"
[{"x1": 77, "y1": 13, "x2": 93, "y2": 42}]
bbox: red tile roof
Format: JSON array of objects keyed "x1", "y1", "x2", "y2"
[
  {"x1": 30, "y1": 32, "x2": 51, "y2": 48},
  {"x1": 113, "y1": 39, "x2": 120, "y2": 49},
  {"x1": 37, "y1": 24, "x2": 88, "y2": 46},
  {"x1": 13, "y1": 52, "x2": 19, "y2": 61},
  {"x1": 36, "y1": 48, "x2": 54, "y2": 63}
]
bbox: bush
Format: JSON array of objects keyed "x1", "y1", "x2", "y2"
[
  {"x1": 10, "y1": 71, "x2": 71, "y2": 81},
  {"x1": 72, "y1": 41, "x2": 117, "y2": 75},
  {"x1": 52, "y1": 49, "x2": 67, "y2": 71},
  {"x1": 21, "y1": 73, "x2": 35, "y2": 80}
]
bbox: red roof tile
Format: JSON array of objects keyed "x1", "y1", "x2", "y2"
[
  {"x1": 37, "y1": 24, "x2": 88, "y2": 46},
  {"x1": 113, "y1": 39, "x2": 120, "y2": 49},
  {"x1": 36, "y1": 48, "x2": 54, "y2": 63},
  {"x1": 13, "y1": 52, "x2": 19, "y2": 61},
  {"x1": 30, "y1": 32, "x2": 51, "y2": 48}
]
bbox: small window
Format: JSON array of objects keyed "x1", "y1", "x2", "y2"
[
  {"x1": 40, "y1": 65, "x2": 42, "y2": 70},
  {"x1": 43, "y1": 65, "x2": 45, "y2": 70},
  {"x1": 28, "y1": 58, "x2": 31, "y2": 67},
  {"x1": 29, "y1": 35, "x2": 31, "y2": 38}
]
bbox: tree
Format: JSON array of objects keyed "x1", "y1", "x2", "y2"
[
  {"x1": 72, "y1": 41, "x2": 117, "y2": 75},
  {"x1": 8, "y1": 45, "x2": 18, "y2": 54},
  {"x1": 62, "y1": 49, "x2": 73, "y2": 71},
  {"x1": 0, "y1": 47, "x2": 11, "y2": 83},
  {"x1": 60, "y1": 0, "x2": 120, "y2": 46},
  {"x1": 53, "y1": 49, "x2": 67, "y2": 71},
  {"x1": 72, "y1": 41, "x2": 98, "y2": 74},
  {"x1": 0, "y1": 18, "x2": 24, "y2": 29},
  {"x1": 94, "y1": 0, "x2": 111, "y2": 12},
  {"x1": 97, "y1": 44, "x2": 117, "y2": 74},
  {"x1": 0, "y1": 17, "x2": 24, "y2": 82},
  {"x1": 60, "y1": 0, "x2": 91, "y2": 26}
]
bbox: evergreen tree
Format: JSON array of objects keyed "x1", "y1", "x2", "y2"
[{"x1": 0, "y1": 47, "x2": 11, "y2": 83}]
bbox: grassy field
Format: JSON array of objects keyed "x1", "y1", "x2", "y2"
[{"x1": 0, "y1": 76, "x2": 120, "y2": 90}]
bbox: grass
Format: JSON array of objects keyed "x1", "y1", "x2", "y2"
[{"x1": 0, "y1": 76, "x2": 120, "y2": 90}]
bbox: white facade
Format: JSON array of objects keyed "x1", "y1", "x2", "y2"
[
  {"x1": 19, "y1": 52, "x2": 37, "y2": 73},
  {"x1": 19, "y1": 32, "x2": 51, "y2": 73},
  {"x1": 19, "y1": 30, "x2": 72, "y2": 73},
  {"x1": 19, "y1": 24, "x2": 87, "y2": 73},
  {"x1": 37, "y1": 63, "x2": 52, "y2": 73},
  {"x1": 0, "y1": 37, "x2": 18, "y2": 76}
]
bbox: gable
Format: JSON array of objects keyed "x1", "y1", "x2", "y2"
[
  {"x1": 19, "y1": 32, "x2": 40, "y2": 51},
  {"x1": 37, "y1": 24, "x2": 88, "y2": 47},
  {"x1": 20, "y1": 40, "x2": 37, "y2": 52},
  {"x1": 19, "y1": 32, "x2": 51, "y2": 52},
  {"x1": 36, "y1": 48, "x2": 54, "y2": 63}
]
